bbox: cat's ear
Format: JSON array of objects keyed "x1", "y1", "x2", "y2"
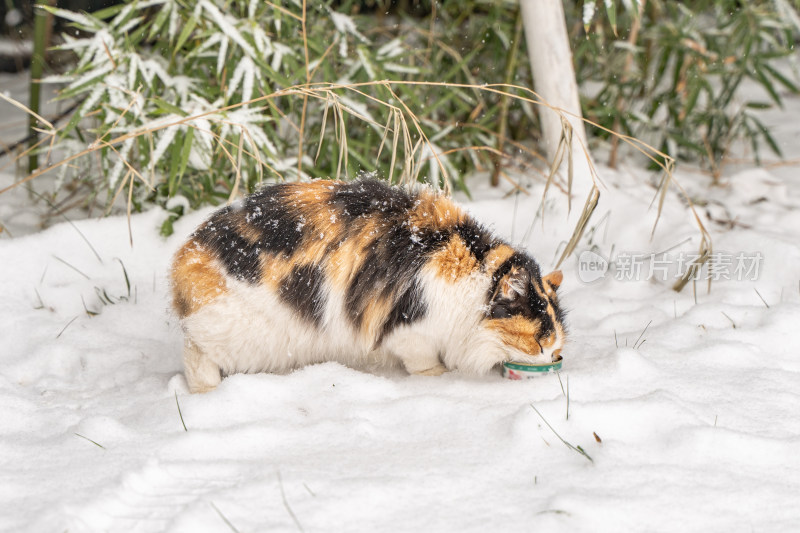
[
  {"x1": 496, "y1": 266, "x2": 530, "y2": 301},
  {"x1": 542, "y1": 270, "x2": 563, "y2": 291}
]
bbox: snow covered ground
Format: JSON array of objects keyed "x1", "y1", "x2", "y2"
[{"x1": 2, "y1": 70, "x2": 800, "y2": 531}]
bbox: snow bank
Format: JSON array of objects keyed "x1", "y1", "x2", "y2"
[{"x1": 1, "y1": 162, "x2": 799, "y2": 532}]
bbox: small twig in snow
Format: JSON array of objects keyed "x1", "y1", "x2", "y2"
[
  {"x1": 74, "y1": 432, "x2": 105, "y2": 449},
  {"x1": 555, "y1": 370, "x2": 565, "y2": 396},
  {"x1": 721, "y1": 311, "x2": 736, "y2": 328},
  {"x1": 81, "y1": 295, "x2": 99, "y2": 317},
  {"x1": 210, "y1": 502, "x2": 240, "y2": 533},
  {"x1": 536, "y1": 509, "x2": 571, "y2": 516},
  {"x1": 754, "y1": 288, "x2": 770, "y2": 309},
  {"x1": 33, "y1": 288, "x2": 46, "y2": 310},
  {"x1": 56, "y1": 316, "x2": 78, "y2": 338},
  {"x1": 278, "y1": 470, "x2": 304, "y2": 532},
  {"x1": 53, "y1": 255, "x2": 90, "y2": 280},
  {"x1": 175, "y1": 391, "x2": 188, "y2": 432},
  {"x1": 530, "y1": 404, "x2": 593, "y2": 463},
  {"x1": 633, "y1": 320, "x2": 651, "y2": 349}
]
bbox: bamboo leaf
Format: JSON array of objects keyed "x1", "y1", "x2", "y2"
[
  {"x1": 606, "y1": 0, "x2": 618, "y2": 36},
  {"x1": 91, "y1": 3, "x2": 127, "y2": 21},
  {"x1": 174, "y1": 15, "x2": 197, "y2": 55},
  {"x1": 751, "y1": 65, "x2": 782, "y2": 106},
  {"x1": 683, "y1": 83, "x2": 702, "y2": 118},
  {"x1": 152, "y1": 98, "x2": 189, "y2": 117},
  {"x1": 148, "y1": 5, "x2": 171, "y2": 41},
  {"x1": 749, "y1": 115, "x2": 783, "y2": 156},
  {"x1": 745, "y1": 101, "x2": 773, "y2": 110},
  {"x1": 177, "y1": 127, "x2": 195, "y2": 186},
  {"x1": 762, "y1": 62, "x2": 800, "y2": 94}
]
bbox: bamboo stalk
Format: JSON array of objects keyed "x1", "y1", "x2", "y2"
[
  {"x1": 28, "y1": 1, "x2": 54, "y2": 174},
  {"x1": 608, "y1": 0, "x2": 645, "y2": 169},
  {"x1": 491, "y1": 9, "x2": 523, "y2": 187}
]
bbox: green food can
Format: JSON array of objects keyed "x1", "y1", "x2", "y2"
[{"x1": 502, "y1": 360, "x2": 562, "y2": 380}]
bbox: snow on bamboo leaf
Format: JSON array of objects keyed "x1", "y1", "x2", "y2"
[
  {"x1": 199, "y1": 0, "x2": 257, "y2": 59},
  {"x1": 329, "y1": 9, "x2": 369, "y2": 57},
  {"x1": 40, "y1": 5, "x2": 103, "y2": 31},
  {"x1": 227, "y1": 56, "x2": 261, "y2": 104}
]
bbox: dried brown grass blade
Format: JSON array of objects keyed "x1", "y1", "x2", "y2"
[
  {"x1": 555, "y1": 186, "x2": 600, "y2": 269},
  {"x1": 125, "y1": 169, "x2": 134, "y2": 247},
  {"x1": 540, "y1": 130, "x2": 566, "y2": 229},
  {"x1": 228, "y1": 132, "x2": 245, "y2": 203},
  {"x1": 315, "y1": 92, "x2": 332, "y2": 165},
  {"x1": 650, "y1": 168, "x2": 671, "y2": 239},
  {"x1": 564, "y1": 118, "x2": 574, "y2": 214}
]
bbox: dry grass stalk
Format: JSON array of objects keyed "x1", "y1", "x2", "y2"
[{"x1": 555, "y1": 185, "x2": 600, "y2": 269}]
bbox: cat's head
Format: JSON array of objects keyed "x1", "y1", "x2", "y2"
[{"x1": 485, "y1": 257, "x2": 566, "y2": 365}]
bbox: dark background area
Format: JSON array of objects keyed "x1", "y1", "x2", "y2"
[{"x1": 2, "y1": 0, "x2": 120, "y2": 34}]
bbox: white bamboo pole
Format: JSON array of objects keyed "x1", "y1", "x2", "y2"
[{"x1": 520, "y1": 0, "x2": 591, "y2": 170}]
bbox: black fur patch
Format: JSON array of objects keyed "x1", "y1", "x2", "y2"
[
  {"x1": 550, "y1": 298, "x2": 567, "y2": 331},
  {"x1": 379, "y1": 278, "x2": 427, "y2": 344},
  {"x1": 194, "y1": 210, "x2": 263, "y2": 284},
  {"x1": 279, "y1": 263, "x2": 327, "y2": 326},
  {"x1": 194, "y1": 183, "x2": 312, "y2": 283},
  {"x1": 242, "y1": 186, "x2": 306, "y2": 257},
  {"x1": 345, "y1": 223, "x2": 448, "y2": 331},
  {"x1": 330, "y1": 179, "x2": 414, "y2": 220},
  {"x1": 453, "y1": 220, "x2": 496, "y2": 262}
]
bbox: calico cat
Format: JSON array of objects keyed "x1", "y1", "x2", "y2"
[{"x1": 171, "y1": 179, "x2": 566, "y2": 393}]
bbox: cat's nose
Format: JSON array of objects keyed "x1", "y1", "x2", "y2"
[{"x1": 552, "y1": 349, "x2": 562, "y2": 362}]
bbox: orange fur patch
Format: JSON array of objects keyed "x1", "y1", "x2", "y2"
[
  {"x1": 290, "y1": 180, "x2": 338, "y2": 226},
  {"x1": 360, "y1": 295, "x2": 394, "y2": 345},
  {"x1": 483, "y1": 244, "x2": 515, "y2": 275},
  {"x1": 429, "y1": 234, "x2": 479, "y2": 281},
  {"x1": 408, "y1": 189, "x2": 465, "y2": 231},
  {"x1": 542, "y1": 270, "x2": 563, "y2": 289},
  {"x1": 539, "y1": 330, "x2": 557, "y2": 349},
  {"x1": 259, "y1": 253, "x2": 297, "y2": 290},
  {"x1": 326, "y1": 237, "x2": 366, "y2": 292},
  {"x1": 237, "y1": 219, "x2": 264, "y2": 245},
  {"x1": 486, "y1": 315, "x2": 543, "y2": 355},
  {"x1": 171, "y1": 241, "x2": 228, "y2": 318},
  {"x1": 292, "y1": 229, "x2": 336, "y2": 266},
  {"x1": 289, "y1": 181, "x2": 346, "y2": 265},
  {"x1": 324, "y1": 217, "x2": 384, "y2": 292},
  {"x1": 291, "y1": 179, "x2": 340, "y2": 201}
]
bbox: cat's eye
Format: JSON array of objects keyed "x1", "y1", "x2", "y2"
[{"x1": 491, "y1": 305, "x2": 512, "y2": 319}]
